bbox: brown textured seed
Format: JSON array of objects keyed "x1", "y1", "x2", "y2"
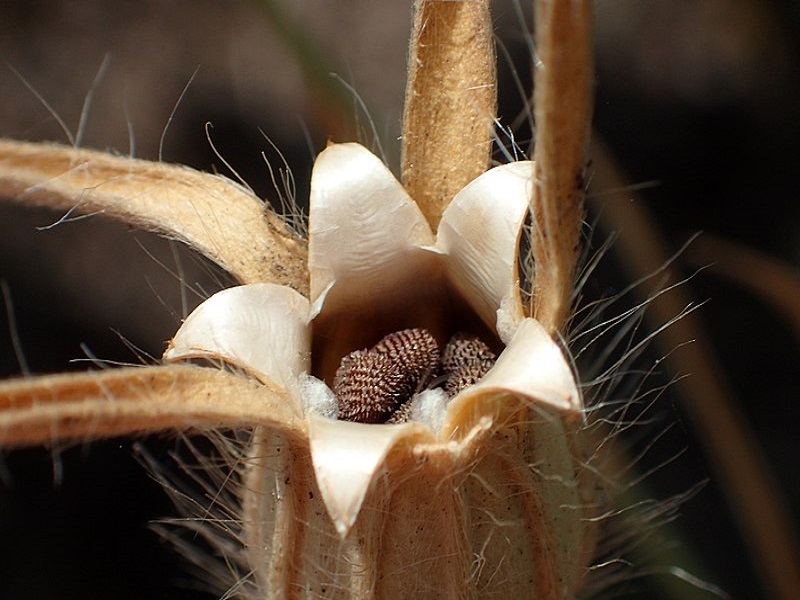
[
  {"x1": 334, "y1": 352, "x2": 409, "y2": 423},
  {"x1": 372, "y1": 328, "x2": 440, "y2": 379},
  {"x1": 334, "y1": 328, "x2": 440, "y2": 423},
  {"x1": 334, "y1": 329, "x2": 498, "y2": 423},
  {"x1": 441, "y1": 332, "x2": 496, "y2": 397},
  {"x1": 386, "y1": 399, "x2": 416, "y2": 424}
]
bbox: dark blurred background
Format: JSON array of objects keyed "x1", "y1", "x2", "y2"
[{"x1": 1, "y1": 1, "x2": 799, "y2": 598}]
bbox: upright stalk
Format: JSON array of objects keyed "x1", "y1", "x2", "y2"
[
  {"x1": 530, "y1": 0, "x2": 593, "y2": 334},
  {"x1": 401, "y1": 0, "x2": 496, "y2": 229}
]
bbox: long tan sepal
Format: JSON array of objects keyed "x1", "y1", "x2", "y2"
[
  {"x1": 530, "y1": 0, "x2": 593, "y2": 333},
  {"x1": 0, "y1": 364, "x2": 303, "y2": 447},
  {"x1": 0, "y1": 139, "x2": 308, "y2": 293},
  {"x1": 401, "y1": 0, "x2": 496, "y2": 229}
]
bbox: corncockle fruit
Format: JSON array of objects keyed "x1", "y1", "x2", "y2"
[
  {"x1": 0, "y1": 0, "x2": 597, "y2": 598},
  {"x1": 159, "y1": 142, "x2": 593, "y2": 595}
]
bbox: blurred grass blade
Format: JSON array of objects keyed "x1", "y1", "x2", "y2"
[{"x1": 589, "y1": 138, "x2": 800, "y2": 600}]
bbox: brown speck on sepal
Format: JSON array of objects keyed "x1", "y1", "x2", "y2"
[
  {"x1": 442, "y1": 332, "x2": 496, "y2": 397},
  {"x1": 334, "y1": 328, "x2": 440, "y2": 423}
]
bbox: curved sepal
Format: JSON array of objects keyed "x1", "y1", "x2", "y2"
[
  {"x1": 437, "y1": 161, "x2": 533, "y2": 342},
  {"x1": 0, "y1": 365, "x2": 304, "y2": 446},
  {"x1": 164, "y1": 284, "x2": 310, "y2": 394},
  {"x1": 0, "y1": 139, "x2": 308, "y2": 291},
  {"x1": 444, "y1": 318, "x2": 581, "y2": 435},
  {"x1": 308, "y1": 143, "x2": 435, "y2": 313},
  {"x1": 308, "y1": 413, "x2": 432, "y2": 537}
]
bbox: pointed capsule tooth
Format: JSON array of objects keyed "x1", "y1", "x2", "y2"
[
  {"x1": 163, "y1": 284, "x2": 310, "y2": 394},
  {"x1": 436, "y1": 161, "x2": 533, "y2": 333},
  {"x1": 308, "y1": 143, "x2": 435, "y2": 308},
  {"x1": 307, "y1": 414, "x2": 431, "y2": 537},
  {"x1": 446, "y1": 319, "x2": 582, "y2": 419}
]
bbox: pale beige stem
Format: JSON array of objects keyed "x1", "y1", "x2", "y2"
[
  {"x1": 590, "y1": 140, "x2": 800, "y2": 600},
  {"x1": 0, "y1": 365, "x2": 304, "y2": 447},
  {"x1": 0, "y1": 139, "x2": 308, "y2": 294},
  {"x1": 531, "y1": 0, "x2": 593, "y2": 334},
  {"x1": 401, "y1": 0, "x2": 496, "y2": 229}
]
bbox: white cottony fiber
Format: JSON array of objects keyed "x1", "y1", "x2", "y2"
[
  {"x1": 411, "y1": 388, "x2": 449, "y2": 433},
  {"x1": 298, "y1": 373, "x2": 339, "y2": 419}
]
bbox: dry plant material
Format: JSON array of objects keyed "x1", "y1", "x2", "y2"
[
  {"x1": 441, "y1": 332, "x2": 497, "y2": 396},
  {"x1": 0, "y1": 139, "x2": 593, "y2": 597},
  {"x1": 0, "y1": 139, "x2": 308, "y2": 292},
  {"x1": 0, "y1": 1, "x2": 601, "y2": 598},
  {"x1": 531, "y1": 0, "x2": 593, "y2": 333},
  {"x1": 334, "y1": 328, "x2": 498, "y2": 424},
  {"x1": 159, "y1": 141, "x2": 591, "y2": 596},
  {"x1": 334, "y1": 328, "x2": 440, "y2": 423},
  {"x1": 402, "y1": 0, "x2": 496, "y2": 228},
  {"x1": 0, "y1": 365, "x2": 302, "y2": 446}
]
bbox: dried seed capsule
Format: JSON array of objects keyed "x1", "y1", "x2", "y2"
[
  {"x1": 334, "y1": 328, "x2": 440, "y2": 423},
  {"x1": 441, "y1": 332, "x2": 496, "y2": 397}
]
